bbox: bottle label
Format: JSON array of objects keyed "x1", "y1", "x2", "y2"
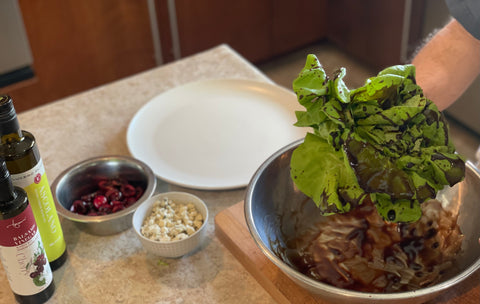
[
  {"x1": 0, "y1": 204, "x2": 53, "y2": 295},
  {"x1": 10, "y1": 159, "x2": 66, "y2": 262}
]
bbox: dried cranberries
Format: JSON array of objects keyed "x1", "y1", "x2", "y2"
[{"x1": 70, "y1": 178, "x2": 144, "y2": 216}]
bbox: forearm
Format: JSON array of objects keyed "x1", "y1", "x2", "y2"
[{"x1": 411, "y1": 19, "x2": 480, "y2": 111}]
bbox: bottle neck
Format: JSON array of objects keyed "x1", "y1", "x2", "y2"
[
  {"x1": 0, "y1": 160, "x2": 16, "y2": 203},
  {"x1": 0, "y1": 95, "x2": 23, "y2": 144}
]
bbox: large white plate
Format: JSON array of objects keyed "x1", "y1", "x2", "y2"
[{"x1": 126, "y1": 79, "x2": 307, "y2": 190}]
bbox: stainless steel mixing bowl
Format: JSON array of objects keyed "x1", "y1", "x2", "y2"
[
  {"x1": 51, "y1": 155, "x2": 157, "y2": 235},
  {"x1": 245, "y1": 139, "x2": 480, "y2": 304}
]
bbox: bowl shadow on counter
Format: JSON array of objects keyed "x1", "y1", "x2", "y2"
[
  {"x1": 245, "y1": 139, "x2": 480, "y2": 304},
  {"x1": 140, "y1": 231, "x2": 223, "y2": 290}
]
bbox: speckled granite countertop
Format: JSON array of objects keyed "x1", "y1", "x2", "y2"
[{"x1": 0, "y1": 45, "x2": 278, "y2": 304}]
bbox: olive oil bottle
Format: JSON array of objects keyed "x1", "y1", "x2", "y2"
[
  {"x1": 0, "y1": 95, "x2": 67, "y2": 270},
  {"x1": 0, "y1": 159, "x2": 55, "y2": 303}
]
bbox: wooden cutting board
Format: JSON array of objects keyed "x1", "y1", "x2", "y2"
[{"x1": 214, "y1": 201, "x2": 480, "y2": 304}]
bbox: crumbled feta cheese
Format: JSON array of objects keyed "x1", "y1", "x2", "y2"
[{"x1": 140, "y1": 197, "x2": 204, "y2": 242}]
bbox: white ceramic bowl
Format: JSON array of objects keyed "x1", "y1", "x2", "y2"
[{"x1": 132, "y1": 192, "x2": 208, "y2": 258}]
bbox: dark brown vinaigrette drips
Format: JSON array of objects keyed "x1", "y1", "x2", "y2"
[{"x1": 283, "y1": 198, "x2": 463, "y2": 293}]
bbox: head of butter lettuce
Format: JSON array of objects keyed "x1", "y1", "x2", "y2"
[{"x1": 290, "y1": 54, "x2": 465, "y2": 223}]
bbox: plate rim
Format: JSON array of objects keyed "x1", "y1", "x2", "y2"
[{"x1": 126, "y1": 78, "x2": 302, "y2": 190}]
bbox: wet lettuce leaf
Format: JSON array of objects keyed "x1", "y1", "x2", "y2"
[{"x1": 290, "y1": 54, "x2": 465, "y2": 223}]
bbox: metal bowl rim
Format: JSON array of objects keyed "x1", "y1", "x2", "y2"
[
  {"x1": 51, "y1": 155, "x2": 157, "y2": 223},
  {"x1": 245, "y1": 139, "x2": 480, "y2": 300}
]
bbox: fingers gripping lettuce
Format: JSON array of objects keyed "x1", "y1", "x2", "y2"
[{"x1": 290, "y1": 55, "x2": 465, "y2": 223}]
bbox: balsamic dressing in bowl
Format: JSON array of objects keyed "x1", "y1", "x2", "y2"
[{"x1": 282, "y1": 198, "x2": 463, "y2": 293}]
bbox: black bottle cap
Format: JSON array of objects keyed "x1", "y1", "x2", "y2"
[
  {"x1": 0, "y1": 95, "x2": 20, "y2": 136},
  {"x1": 0, "y1": 158, "x2": 15, "y2": 202},
  {"x1": 0, "y1": 158, "x2": 8, "y2": 180}
]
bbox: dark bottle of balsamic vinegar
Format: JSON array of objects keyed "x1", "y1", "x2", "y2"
[
  {"x1": 0, "y1": 159, "x2": 55, "y2": 303},
  {"x1": 0, "y1": 95, "x2": 67, "y2": 270}
]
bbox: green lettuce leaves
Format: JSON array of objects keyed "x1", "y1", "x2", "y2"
[{"x1": 290, "y1": 55, "x2": 465, "y2": 223}]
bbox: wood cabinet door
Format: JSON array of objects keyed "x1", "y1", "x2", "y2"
[
  {"x1": 3, "y1": 0, "x2": 156, "y2": 113},
  {"x1": 271, "y1": 0, "x2": 327, "y2": 55},
  {"x1": 174, "y1": 0, "x2": 272, "y2": 63},
  {"x1": 173, "y1": 0, "x2": 327, "y2": 64},
  {"x1": 326, "y1": 0, "x2": 425, "y2": 70}
]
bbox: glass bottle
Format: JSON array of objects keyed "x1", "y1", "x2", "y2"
[
  {"x1": 0, "y1": 95, "x2": 67, "y2": 270},
  {"x1": 0, "y1": 159, "x2": 55, "y2": 303}
]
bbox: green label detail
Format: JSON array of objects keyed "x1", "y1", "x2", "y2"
[{"x1": 11, "y1": 159, "x2": 66, "y2": 262}]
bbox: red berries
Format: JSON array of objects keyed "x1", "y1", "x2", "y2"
[
  {"x1": 93, "y1": 195, "x2": 108, "y2": 209},
  {"x1": 70, "y1": 178, "x2": 144, "y2": 216},
  {"x1": 30, "y1": 253, "x2": 46, "y2": 279}
]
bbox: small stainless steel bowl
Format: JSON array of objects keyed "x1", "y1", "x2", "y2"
[
  {"x1": 245, "y1": 139, "x2": 480, "y2": 304},
  {"x1": 51, "y1": 155, "x2": 156, "y2": 235}
]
